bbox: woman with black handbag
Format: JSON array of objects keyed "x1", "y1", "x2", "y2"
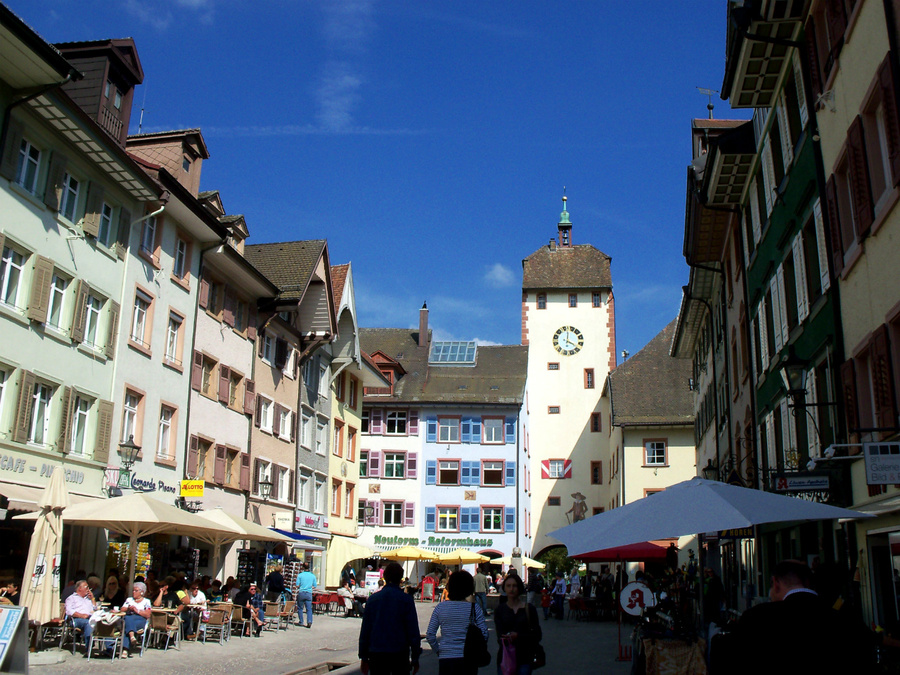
[
  {"x1": 426, "y1": 570, "x2": 489, "y2": 674},
  {"x1": 494, "y1": 574, "x2": 544, "y2": 675}
]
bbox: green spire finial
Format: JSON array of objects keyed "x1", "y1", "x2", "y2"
[{"x1": 559, "y1": 188, "x2": 570, "y2": 224}]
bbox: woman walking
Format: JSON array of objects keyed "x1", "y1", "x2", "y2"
[
  {"x1": 494, "y1": 575, "x2": 542, "y2": 675},
  {"x1": 426, "y1": 570, "x2": 488, "y2": 675}
]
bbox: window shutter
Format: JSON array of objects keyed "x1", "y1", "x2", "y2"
[
  {"x1": 104, "y1": 301, "x2": 120, "y2": 360},
  {"x1": 425, "y1": 416, "x2": 436, "y2": 442},
  {"x1": 425, "y1": 460, "x2": 437, "y2": 485},
  {"x1": 240, "y1": 454, "x2": 251, "y2": 491},
  {"x1": 765, "y1": 414, "x2": 777, "y2": 472},
  {"x1": 826, "y1": 0, "x2": 847, "y2": 57},
  {"x1": 824, "y1": 176, "x2": 844, "y2": 277},
  {"x1": 404, "y1": 502, "x2": 415, "y2": 527},
  {"x1": 223, "y1": 287, "x2": 236, "y2": 327},
  {"x1": 848, "y1": 115, "x2": 874, "y2": 236},
  {"x1": 505, "y1": 461, "x2": 516, "y2": 486},
  {"x1": 191, "y1": 351, "x2": 203, "y2": 391},
  {"x1": 272, "y1": 403, "x2": 283, "y2": 434},
  {"x1": 368, "y1": 450, "x2": 381, "y2": 478},
  {"x1": 82, "y1": 184, "x2": 104, "y2": 238},
  {"x1": 42, "y1": 152, "x2": 67, "y2": 211},
  {"x1": 188, "y1": 436, "x2": 199, "y2": 478},
  {"x1": 198, "y1": 276, "x2": 210, "y2": 309},
  {"x1": 274, "y1": 339, "x2": 288, "y2": 369},
  {"x1": 252, "y1": 458, "x2": 260, "y2": 494},
  {"x1": 792, "y1": 50, "x2": 809, "y2": 126},
  {"x1": 247, "y1": 305, "x2": 258, "y2": 341},
  {"x1": 461, "y1": 417, "x2": 471, "y2": 443},
  {"x1": 290, "y1": 411, "x2": 297, "y2": 443},
  {"x1": 840, "y1": 359, "x2": 859, "y2": 435},
  {"x1": 504, "y1": 507, "x2": 515, "y2": 533},
  {"x1": 460, "y1": 508, "x2": 470, "y2": 532},
  {"x1": 407, "y1": 452, "x2": 417, "y2": 479},
  {"x1": 69, "y1": 280, "x2": 89, "y2": 344},
  {"x1": 370, "y1": 409, "x2": 384, "y2": 435},
  {"x1": 425, "y1": 506, "x2": 436, "y2": 532},
  {"x1": 218, "y1": 365, "x2": 230, "y2": 403},
  {"x1": 243, "y1": 379, "x2": 256, "y2": 415},
  {"x1": 877, "y1": 54, "x2": 900, "y2": 186},
  {"x1": 408, "y1": 410, "x2": 419, "y2": 435},
  {"x1": 460, "y1": 461, "x2": 472, "y2": 486},
  {"x1": 26, "y1": 255, "x2": 54, "y2": 323},
  {"x1": 758, "y1": 299, "x2": 769, "y2": 370},
  {"x1": 792, "y1": 235, "x2": 809, "y2": 323},
  {"x1": 806, "y1": 368, "x2": 820, "y2": 457},
  {"x1": 93, "y1": 399, "x2": 114, "y2": 464},
  {"x1": 56, "y1": 386, "x2": 74, "y2": 454},
  {"x1": 768, "y1": 284, "x2": 782, "y2": 353},
  {"x1": 563, "y1": 460, "x2": 572, "y2": 479},
  {"x1": 470, "y1": 461, "x2": 480, "y2": 485},
  {"x1": 761, "y1": 141, "x2": 776, "y2": 216},
  {"x1": 813, "y1": 199, "x2": 831, "y2": 292},
  {"x1": 776, "y1": 98, "x2": 794, "y2": 167},
  {"x1": 740, "y1": 212, "x2": 751, "y2": 268},
  {"x1": 505, "y1": 418, "x2": 515, "y2": 444},
  {"x1": 872, "y1": 325, "x2": 897, "y2": 432},
  {"x1": 12, "y1": 370, "x2": 36, "y2": 444},
  {"x1": 776, "y1": 266, "x2": 789, "y2": 345},
  {"x1": 804, "y1": 18, "x2": 822, "y2": 99},
  {"x1": 749, "y1": 180, "x2": 762, "y2": 244},
  {"x1": 289, "y1": 470, "x2": 296, "y2": 504},
  {"x1": 780, "y1": 399, "x2": 795, "y2": 466},
  {"x1": 0, "y1": 118, "x2": 24, "y2": 180},
  {"x1": 540, "y1": 460, "x2": 550, "y2": 479},
  {"x1": 472, "y1": 418, "x2": 482, "y2": 443},
  {"x1": 115, "y1": 207, "x2": 131, "y2": 260},
  {"x1": 749, "y1": 316, "x2": 759, "y2": 377}
]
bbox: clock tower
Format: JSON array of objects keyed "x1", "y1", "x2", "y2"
[{"x1": 521, "y1": 197, "x2": 616, "y2": 556}]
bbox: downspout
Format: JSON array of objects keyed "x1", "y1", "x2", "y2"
[{"x1": 0, "y1": 73, "x2": 75, "y2": 161}]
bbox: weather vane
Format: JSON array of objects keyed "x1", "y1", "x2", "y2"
[{"x1": 697, "y1": 87, "x2": 718, "y2": 119}]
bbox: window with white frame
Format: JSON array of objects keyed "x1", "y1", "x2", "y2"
[
  {"x1": 173, "y1": 238, "x2": 188, "y2": 280},
  {"x1": 282, "y1": 346, "x2": 295, "y2": 376},
  {"x1": 1, "y1": 245, "x2": 26, "y2": 309},
  {"x1": 197, "y1": 439, "x2": 211, "y2": 480},
  {"x1": 298, "y1": 471, "x2": 311, "y2": 510},
  {"x1": 47, "y1": 274, "x2": 68, "y2": 329},
  {"x1": 256, "y1": 460, "x2": 272, "y2": 496},
  {"x1": 644, "y1": 440, "x2": 667, "y2": 466},
  {"x1": 482, "y1": 461, "x2": 503, "y2": 486},
  {"x1": 386, "y1": 411, "x2": 407, "y2": 435},
  {"x1": 83, "y1": 294, "x2": 102, "y2": 347},
  {"x1": 59, "y1": 173, "x2": 80, "y2": 222},
  {"x1": 383, "y1": 452, "x2": 405, "y2": 479},
  {"x1": 548, "y1": 459, "x2": 565, "y2": 478},
  {"x1": 482, "y1": 507, "x2": 504, "y2": 532},
  {"x1": 437, "y1": 507, "x2": 458, "y2": 532},
  {"x1": 438, "y1": 460, "x2": 459, "y2": 485},
  {"x1": 314, "y1": 475, "x2": 325, "y2": 513},
  {"x1": 98, "y1": 203, "x2": 114, "y2": 246},
  {"x1": 331, "y1": 479, "x2": 341, "y2": 515},
  {"x1": 359, "y1": 450, "x2": 369, "y2": 477},
  {"x1": 140, "y1": 217, "x2": 156, "y2": 255},
  {"x1": 277, "y1": 466, "x2": 290, "y2": 502},
  {"x1": 29, "y1": 382, "x2": 52, "y2": 445},
  {"x1": 300, "y1": 413, "x2": 311, "y2": 448},
  {"x1": 316, "y1": 420, "x2": 327, "y2": 455},
  {"x1": 319, "y1": 365, "x2": 329, "y2": 398},
  {"x1": 122, "y1": 391, "x2": 140, "y2": 442},
  {"x1": 262, "y1": 335, "x2": 274, "y2": 363},
  {"x1": 157, "y1": 406, "x2": 174, "y2": 458},
  {"x1": 383, "y1": 501, "x2": 403, "y2": 526},
  {"x1": 130, "y1": 292, "x2": 150, "y2": 347},
  {"x1": 278, "y1": 407, "x2": 292, "y2": 440},
  {"x1": 438, "y1": 417, "x2": 459, "y2": 443},
  {"x1": 15, "y1": 138, "x2": 41, "y2": 193},
  {"x1": 70, "y1": 395, "x2": 91, "y2": 455},
  {"x1": 483, "y1": 418, "x2": 503, "y2": 443},
  {"x1": 165, "y1": 314, "x2": 182, "y2": 365},
  {"x1": 259, "y1": 398, "x2": 273, "y2": 432},
  {"x1": 344, "y1": 484, "x2": 354, "y2": 519},
  {"x1": 361, "y1": 410, "x2": 369, "y2": 434}
]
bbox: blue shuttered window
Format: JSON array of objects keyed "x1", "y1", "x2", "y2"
[
  {"x1": 505, "y1": 461, "x2": 516, "y2": 486},
  {"x1": 470, "y1": 461, "x2": 481, "y2": 485},
  {"x1": 505, "y1": 418, "x2": 515, "y2": 444},
  {"x1": 471, "y1": 418, "x2": 481, "y2": 444},
  {"x1": 504, "y1": 507, "x2": 515, "y2": 532},
  {"x1": 469, "y1": 507, "x2": 481, "y2": 532},
  {"x1": 425, "y1": 460, "x2": 437, "y2": 485},
  {"x1": 460, "y1": 508, "x2": 471, "y2": 532},
  {"x1": 425, "y1": 506, "x2": 436, "y2": 531},
  {"x1": 461, "y1": 462, "x2": 472, "y2": 485},
  {"x1": 425, "y1": 417, "x2": 437, "y2": 443},
  {"x1": 461, "y1": 418, "x2": 472, "y2": 443}
]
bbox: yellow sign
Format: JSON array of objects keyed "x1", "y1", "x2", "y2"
[{"x1": 180, "y1": 480, "x2": 204, "y2": 497}]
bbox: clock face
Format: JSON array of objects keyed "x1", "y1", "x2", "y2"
[{"x1": 553, "y1": 326, "x2": 584, "y2": 355}]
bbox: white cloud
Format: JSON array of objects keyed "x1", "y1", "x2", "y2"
[
  {"x1": 123, "y1": 0, "x2": 173, "y2": 30},
  {"x1": 315, "y1": 61, "x2": 362, "y2": 132},
  {"x1": 484, "y1": 263, "x2": 515, "y2": 288},
  {"x1": 321, "y1": 0, "x2": 375, "y2": 51}
]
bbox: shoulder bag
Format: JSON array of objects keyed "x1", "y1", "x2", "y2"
[{"x1": 464, "y1": 603, "x2": 491, "y2": 667}]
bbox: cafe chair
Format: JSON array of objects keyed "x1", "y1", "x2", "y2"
[
  {"x1": 262, "y1": 602, "x2": 280, "y2": 631},
  {"x1": 230, "y1": 605, "x2": 250, "y2": 638},
  {"x1": 147, "y1": 611, "x2": 178, "y2": 651},
  {"x1": 277, "y1": 601, "x2": 296, "y2": 630},
  {"x1": 59, "y1": 616, "x2": 87, "y2": 655},
  {"x1": 199, "y1": 608, "x2": 228, "y2": 645},
  {"x1": 87, "y1": 621, "x2": 123, "y2": 661}
]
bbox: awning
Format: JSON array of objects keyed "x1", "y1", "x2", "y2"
[
  {"x1": 325, "y1": 536, "x2": 374, "y2": 588},
  {"x1": 269, "y1": 528, "x2": 324, "y2": 551},
  {"x1": 270, "y1": 528, "x2": 314, "y2": 541},
  {"x1": 1, "y1": 482, "x2": 98, "y2": 512}
]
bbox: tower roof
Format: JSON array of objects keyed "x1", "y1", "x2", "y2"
[{"x1": 522, "y1": 245, "x2": 612, "y2": 290}]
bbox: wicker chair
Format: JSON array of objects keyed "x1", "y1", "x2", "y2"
[
  {"x1": 262, "y1": 602, "x2": 280, "y2": 631},
  {"x1": 277, "y1": 601, "x2": 296, "y2": 630},
  {"x1": 230, "y1": 605, "x2": 251, "y2": 638},
  {"x1": 87, "y1": 620, "x2": 123, "y2": 660},
  {"x1": 200, "y1": 608, "x2": 228, "y2": 645},
  {"x1": 147, "y1": 611, "x2": 180, "y2": 651}
]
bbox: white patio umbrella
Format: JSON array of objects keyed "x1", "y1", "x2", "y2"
[
  {"x1": 15, "y1": 492, "x2": 240, "y2": 594},
  {"x1": 550, "y1": 477, "x2": 872, "y2": 557},
  {"x1": 19, "y1": 468, "x2": 68, "y2": 625},
  {"x1": 491, "y1": 555, "x2": 545, "y2": 569},
  {"x1": 193, "y1": 508, "x2": 293, "y2": 580}
]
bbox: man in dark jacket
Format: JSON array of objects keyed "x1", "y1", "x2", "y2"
[{"x1": 359, "y1": 562, "x2": 421, "y2": 675}]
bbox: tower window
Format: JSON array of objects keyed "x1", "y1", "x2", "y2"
[
  {"x1": 537, "y1": 293, "x2": 546, "y2": 309},
  {"x1": 569, "y1": 293, "x2": 577, "y2": 307}
]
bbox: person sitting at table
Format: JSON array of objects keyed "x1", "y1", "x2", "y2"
[
  {"x1": 232, "y1": 584, "x2": 260, "y2": 636},
  {"x1": 86, "y1": 574, "x2": 102, "y2": 596},
  {"x1": 102, "y1": 575, "x2": 126, "y2": 608},
  {"x1": 0, "y1": 580, "x2": 20, "y2": 605},
  {"x1": 121, "y1": 582, "x2": 152, "y2": 658},
  {"x1": 247, "y1": 583, "x2": 266, "y2": 636},
  {"x1": 337, "y1": 581, "x2": 362, "y2": 617},
  {"x1": 208, "y1": 579, "x2": 224, "y2": 602},
  {"x1": 65, "y1": 580, "x2": 98, "y2": 644}
]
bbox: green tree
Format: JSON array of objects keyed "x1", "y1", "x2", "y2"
[{"x1": 536, "y1": 546, "x2": 575, "y2": 578}]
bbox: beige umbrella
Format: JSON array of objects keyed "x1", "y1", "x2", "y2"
[
  {"x1": 15, "y1": 492, "x2": 240, "y2": 594},
  {"x1": 20, "y1": 468, "x2": 68, "y2": 625},
  {"x1": 492, "y1": 555, "x2": 546, "y2": 569},
  {"x1": 435, "y1": 548, "x2": 490, "y2": 565},
  {"x1": 379, "y1": 545, "x2": 435, "y2": 561},
  {"x1": 193, "y1": 508, "x2": 293, "y2": 580}
]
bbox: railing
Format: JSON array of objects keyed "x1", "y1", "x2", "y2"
[
  {"x1": 363, "y1": 387, "x2": 391, "y2": 396},
  {"x1": 99, "y1": 107, "x2": 124, "y2": 143}
]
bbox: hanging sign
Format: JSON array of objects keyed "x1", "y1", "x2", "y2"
[
  {"x1": 620, "y1": 582, "x2": 656, "y2": 616},
  {"x1": 864, "y1": 443, "x2": 900, "y2": 485},
  {"x1": 180, "y1": 480, "x2": 204, "y2": 497}
]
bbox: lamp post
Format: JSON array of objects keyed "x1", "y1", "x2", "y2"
[
  {"x1": 259, "y1": 478, "x2": 273, "y2": 503},
  {"x1": 113, "y1": 435, "x2": 141, "y2": 493},
  {"x1": 701, "y1": 458, "x2": 719, "y2": 481}
]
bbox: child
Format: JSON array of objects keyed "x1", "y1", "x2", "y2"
[{"x1": 541, "y1": 588, "x2": 551, "y2": 619}]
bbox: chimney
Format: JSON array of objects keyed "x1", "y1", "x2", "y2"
[
  {"x1": 549, "y1": 238, "x2": 556, "y2": 251},
  {"x1": 418, "y1": 302, "x2": 428, "y2": 347}
]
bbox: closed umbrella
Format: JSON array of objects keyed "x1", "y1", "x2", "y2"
[
  {"x1": 193, "y1": 508, "x2": 293, "y2": 580},
  {"x1": 551, "y1": 477, "x2": 872, "y2": 557},
  {"x1": 20, "y1": 468, "x2": 68, "y2": 626},
  {"x1": 435, "y1": 548, "x2": 489, "y2": 565}
]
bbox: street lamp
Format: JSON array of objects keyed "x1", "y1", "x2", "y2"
[
  {"x1": 113, "y1": 435, "x2": 141, "y2": 493},
  {"x1": 259, "y1": 478, "x2": 273, "y2": 503},
  {"x1": 701, "y1": 458, "x2": 719, "y2": 481},
  {"x1": 779, "y1": 351, "x2": 808, "y2": 402}
]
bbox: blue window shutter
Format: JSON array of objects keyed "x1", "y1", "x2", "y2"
[
  {"x1": 460, "y1": 508, "x2": 470, "y2": 531},
  {"x1": 470, "y1": 462, "x2": 481, "y2": 485},
  {"x1": 471, "y1": 418, "x2": 481, "y2": 444},
  {"x1": 505, "y1": 461, "x2": 516, "y2": 486},
  {"x1": 461, "y1": 461, "x2": 472, "y2": 486},
  {"x1": 461, "y1": 417, "x2": 471, "y2": 443},
  {"x1": 425, "y1": 506, "x2": 436, "y2": 532},
  {"x1": 470, "y1": 507, "x2": 482, "y2": 532},
  {"x1": 504, "y1": 507, "x2": 515, "y2": 532},
  {"x1": 425, "y1": 460, "x2": 437, "y2": 485},
  {"x1": 505, "y1": 418, "x2": 515, "y2": 444},
  {"x1": 426, "y1": 417, "x2": 437, "y2": 443}
]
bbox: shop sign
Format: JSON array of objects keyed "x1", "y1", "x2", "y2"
[
  {"x1": 772, "y1": 473, "x2": 830, "y2": 492},
  {"x1": 374, "y1": 535, "x2": 420, "y2": 546},
  {"x1": 180, "y1": 480, "x2": 204, "y2": 497},
  {"x1": 425, "y1": 536, "x2": 494, "y2": 548},
  {"x1": 864, "y1": 442, "x2": 900, "y2": 485},
  {"x1": 273, "y1": 513, "x2": 292, "y2": 530},
  {"x1": 109, "y1": 470, "x2": 178, "y2": 495},
  {"x1": 719, "y1": 528, "x2": 754, "y2": 539},
  {"x1": 294, "y1": 509, "x2": 328, "y2": 532},
  {"x1": 1, "y1": 452, "x2": 86, "y2": 485}
]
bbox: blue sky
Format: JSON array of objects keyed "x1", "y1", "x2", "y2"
[{"x1": 9, "y1": 0, "x2": 746, "y2": 358}]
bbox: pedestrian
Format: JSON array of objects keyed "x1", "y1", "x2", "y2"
[
  {"x1": 426, "y1": 570, "x2": 488, "y2": 675},
  {"x1": 359, "y1": 562, "x2": 422, "y2": 675},
  {"x1": 494, "y1": 573, "x2": 542, "y2": 675},
  {"x1": 569, "y1": 569, "x2": 581, "y2": 597},
  {"x1": 266, "y1": 564, "x2": 285, "y2": 602},
  {"x1": 526, "y1": 571, "x2": 544, "y2": 607},
  {"x1": 727, "y1": 559, "x2": 876, "y2": 675},
  {"x1": 550, "y1": 570, "x2": 566, "y2": 619},
  {"x1": 702, "y1": 567, "x2": 725, "y2": 626},
  {"x1": 296, "y1": 562, "x2": 317, "y2": 628},
  {"x1": 474, "y1": 565, "x2": 489, "y2": 616},
  {"x1": 540, "y1": 589, "x2": 551, "y2": 620}
]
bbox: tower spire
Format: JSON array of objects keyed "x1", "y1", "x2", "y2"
[{"x1": 558, "y1": 189, "x2": 572, "y2": 247}]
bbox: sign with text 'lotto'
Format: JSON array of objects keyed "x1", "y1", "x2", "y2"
[
  {"x1": 865, "y1": 443, "x2": 900, "y2": 485},
  {"x1": 180, "y1": 480, "x2": 204, "y2": 497}
]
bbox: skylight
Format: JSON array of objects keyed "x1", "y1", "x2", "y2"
[{"x1": 429, "y1": 341, "x2": 477, "y2": 364}]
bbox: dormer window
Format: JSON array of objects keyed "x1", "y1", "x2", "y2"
[
  {"x1": 183, "y1": 157, "x2": 191, "y2": 173},
  {"x1": 114, "y1": 90, "x2": 122, "y2": 110},
  {"x1": 105, "y1": 80, "x2": 111, "y2": 98}
]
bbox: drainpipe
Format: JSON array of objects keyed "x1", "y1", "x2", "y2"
[{"x1": 0, "y1": 73, "x2": 75, "y2": 161}]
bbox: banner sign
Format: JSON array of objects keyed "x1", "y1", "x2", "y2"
[
  {"x1": 864, "y1": 443, "x2": 900, "y2": 485},
  {"x1": 180, "y1": 480, "x2": 204, "y2": 497}
]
